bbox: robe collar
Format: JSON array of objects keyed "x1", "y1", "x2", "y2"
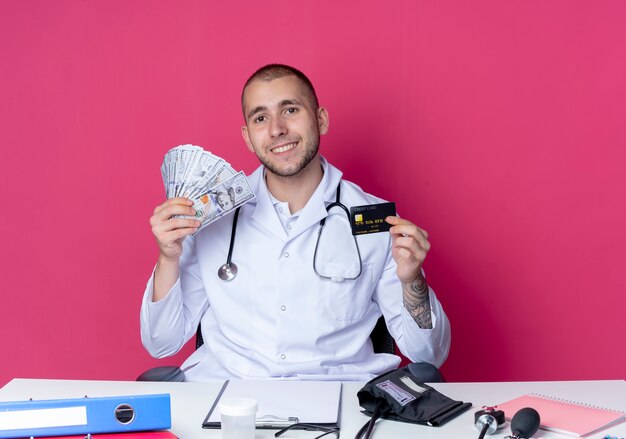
[{"x1": 248, "y1": 157, "x2": 343, "y2": 241}]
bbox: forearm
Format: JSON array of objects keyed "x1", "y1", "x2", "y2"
[
  {"x1": 397, "y1": 297, "x2": 451, "y2": 367},
  {"x1": 374, "y1": 263, "x2": 450, "y2": 366},
  {"x1": 152, "y1": 255, "x2": 180, "y2": 302},
  {"x1": 140, "y1": 267, "x2": 186, "y2": 357},
  {"x1": 402, "y1": 272, "x2": 432, "y2": 329}
]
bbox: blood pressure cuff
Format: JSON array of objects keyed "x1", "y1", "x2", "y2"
[{"x1": 357, "y1": 365, "x2": 472, "y2": 427}]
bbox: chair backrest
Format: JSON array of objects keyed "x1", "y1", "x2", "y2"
[
  {"x1": 195, "y1": 316, "x2": 395, "y2": 354},
  {"x1": 195, "y1": 325, "x2": 205, "y2": 350},
  {"x1": 369, "y1": 316, "x2": 395, "y2": 354}
]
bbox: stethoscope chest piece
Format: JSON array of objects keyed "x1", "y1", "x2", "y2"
[
  {"x1": 218, "y1": 262, "x2": 238, "y2": 281},
  {"x1": 218, "y1": 206, "x2": 242, "y2": 281}
]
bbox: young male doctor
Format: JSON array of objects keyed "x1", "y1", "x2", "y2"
[{"x1": 141, "y1": 64, "x2": 451, "y2": 381}]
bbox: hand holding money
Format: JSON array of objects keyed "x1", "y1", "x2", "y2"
[
  {"x1": 159, "y1": 144, "x2": 255, "y2": 233},
  {"x1": 150, "y1": 197, "x2": 200, "y2": 261}
]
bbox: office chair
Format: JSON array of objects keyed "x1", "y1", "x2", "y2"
[
  {"x1": 137, "y1": 316, "x2": 396, "y2": 382},
  {"x1": 137, "y1": 317, "x2": 445, "y2": 382}
]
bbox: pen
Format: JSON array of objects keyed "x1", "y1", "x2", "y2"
[{"x1": 256, "y1": 415, "x2": 299, "y2": 428}]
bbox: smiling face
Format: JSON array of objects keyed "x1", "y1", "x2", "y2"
[{"x1": 241, "y1": 75, "x2": 329, "y2": 178}]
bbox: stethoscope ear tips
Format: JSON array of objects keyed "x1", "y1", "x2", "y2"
[{"x1": 218, "y1": 262, "x2": 238, "y2": 281}]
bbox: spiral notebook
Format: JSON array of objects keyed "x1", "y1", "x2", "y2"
[{"x1": 497, "y1": 393, "x2": 625, "y2": 437}]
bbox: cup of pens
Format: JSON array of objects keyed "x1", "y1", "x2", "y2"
[{"x1": 219, "y1": 397, "x2": 258, "y2": 439}]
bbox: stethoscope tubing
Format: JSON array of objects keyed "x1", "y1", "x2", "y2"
[
  {"x1": 225, "y1": 206, "x2": 241, "y2": 266},
  {"x1": 218, "y1": 181, "x2": 362, "y2": 282},
  {"x1": 313, "y1": 194, "x2": 363, "y2": 281}
]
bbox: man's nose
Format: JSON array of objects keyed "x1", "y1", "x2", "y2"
[{"x1": 270, "y1": 116, "x2": 287, "y2": 137}]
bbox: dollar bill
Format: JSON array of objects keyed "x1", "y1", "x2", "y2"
[
  {"x1": 190, "y1": 171, "x2": 254, "y2": 230},
  {"x1": 180, "y1": 151, "x2": 222, "y2": 198},
  {"x1": 162, "y1": 144, "x2": 200, "y2": 198},
  {"x1": 187, "y1": 160, "x2": 237, "y2": 200},
  {"x1": 162, "y1": 144, "x2": 221, "y2": 199},
  {"x1": 161, "y1": 145, "x2": 255, "y2": 231},
  {"x1": 174, "y1": 145, "x2": 202, "y2": 197}
]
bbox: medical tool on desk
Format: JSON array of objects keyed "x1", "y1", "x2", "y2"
[
  {"x1": 474, "y1": 406, "x2": 505, "y2": 438},
  {"x1": 275, "y1": 422, "x2": 340, "y2": 439},
  {"x1": 504, "y1": 407, "x2": 541, "y2": 439},
  {"x1": 218, "y1": 184, "x2": 363, "y2": 282},
  {"x1": 356, "y1": 364, "x2": 471, "y2": 439}
]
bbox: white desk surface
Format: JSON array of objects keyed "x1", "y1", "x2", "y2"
[{"x1": 1, "y1": 378, "x2": 624, "y2": 438}]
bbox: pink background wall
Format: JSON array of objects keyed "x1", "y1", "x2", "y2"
[{"x1": 1, "y1": 1, "x2": 624, "y2": 387}]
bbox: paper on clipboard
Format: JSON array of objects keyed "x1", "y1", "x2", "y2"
[{"x1": 202, "y1": 380, "x2": 342, "y2": 429}]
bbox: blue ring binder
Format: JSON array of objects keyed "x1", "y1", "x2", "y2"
[{"x1": 0, "y1": 394, "x2": 171, "y2": 438}]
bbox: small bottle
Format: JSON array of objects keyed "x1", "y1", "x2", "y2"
[{"x1": 219, "y1": 397, "x2": 258, "y2": 439}]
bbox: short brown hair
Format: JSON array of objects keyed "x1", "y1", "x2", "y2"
[{"x1": 241, "y1": 64, "x2": 319, "y2": 116}]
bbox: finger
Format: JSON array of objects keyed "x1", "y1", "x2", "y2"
[
  {"x1": 390, "y1": 224, "x2": 429, "y2": 247},
  {"x1": 385, "y1": 216, "x2": 429, "y2": 239},
  {"x1": 391, "y1": 241, "x2": 428, "y2": 265},
  {"x1": 158, "y1": 226, "x2": 199, "y2": 243},
  {"x1": 153, "y1": 225, "x2": 199, "y2": 249},
  {"x1": 392, "y1": 235, "x2": 420, "y2": 250},
  {"x1": 151, "y1": 204, "x2": 197, "y2": 225},
  {"x1": 153, "y1": 217, "x2": 201, "y2": 234},
  {"x1": 395, "y1": 247, "x2": 412, "y2": 260},
  {"x1": 392, "y1": 244, "x2": 428, "y2": 264},
  {"x1": 389, "y1": 223, "x2": 422, "y2": 238},
  {"x1": 388, "y1": 222, "x2": 427, "y2": 237},
  {"x1": 392, "y1": 233, "x2": 430, "y2": 252},
  {"x1": 393, "y1": 235, "x2": 430, "y2": 255},
  {"x1": 385, "y1": 215, "x2": 410, "y2": 226},
  {"x1": 153, "y1": 197, "x2": 194, "y2": 215},
  {"x1": 418, "y1": 227, "x2": 429, "y2": 240}
]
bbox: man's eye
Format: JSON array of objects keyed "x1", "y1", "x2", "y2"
[
  {"x1": 285, "y1": 107, "x2": 298, "y2": 114},
  {"x1": 254, "y1": 115, "x2": 267, "y2": 123}
]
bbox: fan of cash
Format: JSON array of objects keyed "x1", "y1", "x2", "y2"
[{"x1": 161, "y1": 144, "x2": 255, "y2": 232}]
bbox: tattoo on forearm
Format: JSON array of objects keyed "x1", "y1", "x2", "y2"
[{"x1": 403, "y1": 273, "x2": 433, "y2": 329}]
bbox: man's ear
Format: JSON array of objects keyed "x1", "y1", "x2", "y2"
[
  {"x1": 241, "y1": 125, "x2": 255, "y2": 153},
  {"x1": 317, "y1": 107, "x2": 329, "y2": 135}
]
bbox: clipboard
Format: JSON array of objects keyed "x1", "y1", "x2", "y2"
[{"x1": 202, "y1": 380, "x2": 342, "y2": 429}]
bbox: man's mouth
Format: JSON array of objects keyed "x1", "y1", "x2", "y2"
[{"x1": 271, "y1": 142, "x2": 298, "y2": 154}]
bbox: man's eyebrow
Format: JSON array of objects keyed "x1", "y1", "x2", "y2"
[
  {"x1": 279, "y1": 99, "x2": 303, "y2": 107},
  {"x1": 246, "y1": 99, "x2": 305, "y2": 120},
  {"x1": 247, "y1": 105, "x2": 267, "y2": 121}
]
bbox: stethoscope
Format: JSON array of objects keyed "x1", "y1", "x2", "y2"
[{"x1": 217, "y1": 183, "x2": 362, "y2": 282}]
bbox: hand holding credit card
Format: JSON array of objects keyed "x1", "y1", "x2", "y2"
[{"x1": 350, "y1": 202, "x2": 396, "y2": 235}]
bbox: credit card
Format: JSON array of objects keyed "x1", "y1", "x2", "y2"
[{"x1": 349, "y1": 202, "x2": 396, "y2": 235}]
